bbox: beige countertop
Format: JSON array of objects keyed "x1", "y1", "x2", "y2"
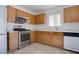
[
  {"x1": 34, "y1": 30, "x2": 79, "y2": 33},
  {"x1": 7, "y1": 30, "x2": 79, "y2": 33}
]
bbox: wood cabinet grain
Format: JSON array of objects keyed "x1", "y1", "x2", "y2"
[
  {"x1": 36, "y1": 31, "x2": 43, "y2": 43},
  {"x1": 42, "y1": 32, "x2": 52, "y2": 45},
  {"x1": 7, "y1": 6, "x2": 35, "y2": 24},
  {"x1": 35, "y1": 31, "x2": 64, "y2": 48},
  {"x1": 7, "y1": 6, "x2": 16, "y2": 22},
  {"x1": 35, "y1": 13, "x2": 45, "y2": 24},
  {"x1": 8, "y1": 32, "x2": 19, "y2": 52},
  {"x1": 30, "y1": 31, "x2": 36, "y2": 43},
  {"x1": 52, "y1": 32, "x2": 64, "y2": 48},
  {"x1": 16, "y1": 9, "x2": 28, "y2": 17},
  {"x1": 64, "y1": 6, "x2": 79, "y2": 23},
  {"x1": 16, "y1": 9, "x2": 35, "y2": 24},
  {"x1": 30, "y1": 14, "x2": 35, "y2": 24},
  {"x1": 24, "y1": 13, "x2": 35, "y2": 24}
]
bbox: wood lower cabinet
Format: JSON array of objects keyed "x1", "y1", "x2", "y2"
[
  {"x1": 8, "y1": 32, "x2": 19, "y2": 52},
  {"x1": 51, "y1": 32, "x2": 64, "y2": 48},
  {"x1": 30, "y1": 31, "x2": 36, "y2": 43},
  {"x1": 36, "y1": 31, "x2": 43, "y2": 43},
  {"x1": 64, "y1": 6, "x2": 79, "y2": 23},
  {"x1": 7, "y1": 6, "x2": 16, "y2": 22},
  {"x1": 42, "y1": 32, "x2": 52, "y2": 45},
  {"x1": 35, "y1": 31, "x2": 64, "y2": 48}
]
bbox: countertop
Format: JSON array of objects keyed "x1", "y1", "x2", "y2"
[{"x1": 7, "y1": 30, "x2": 79, "y2": 33}]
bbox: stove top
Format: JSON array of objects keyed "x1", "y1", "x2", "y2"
[{"x1": 13, "y1": 28, "x2": 30, "y2": 31}]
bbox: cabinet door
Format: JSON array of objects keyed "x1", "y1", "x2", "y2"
[
  {"x1": 30, "y1": 14, "x2": 35, "y2": 24},
  {"x1": 35, "y1": 31, "x2": 43, "y2": 43},
  {"x1": 42, "y1": 32, "x2": 52, "y2": 45},
  {"x1": 52, "y1": 32, "x2": 64, "y2": 48},
  {"x1": 64, "y1": 7, "x2": 70, "y2": 23},
  {"x1": 16, "y1": 9, "x2": 24, "y2": 16},
  {"x1": 39, "y1": 32, "x2": 44, "y2": 43},
  {"x1": 9, "y1": 32, "x2": 18, "y2": 52},
  {"x1": 64, "y1": 6, "x2": 79, "y2": 23},
  {"x1": 35, "y1": 15, "x2": 39, "y2": 24},
  {"x1": 35, "y1": 13, "x2": 45, "y2": 24},
  {"x1": 17, "y1": 9, "x2": 27, "y2": 16},
  {"x1": 22, "y1": 11, "x2": 28, "y2": 17},
  {"x1": 27, "y1": 13, "x2": 31, "y2": 24},
  {"x1": 35, "y1": 32, "x2": 40, "y2": 42},
  {"x1": 30, "y1": 31, "x2": 35, "y2": 43},
  {"x1": 7, "y1": 6, "x2": 16, "y2": 22}
]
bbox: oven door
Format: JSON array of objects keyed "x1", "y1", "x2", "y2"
[{"x1": 19, "y1": 31, "x2": 30, "y2": 46}]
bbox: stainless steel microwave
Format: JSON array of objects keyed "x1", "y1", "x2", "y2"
[{"x1": 15, "y1": 16, "x2": 28, "y2": 24}]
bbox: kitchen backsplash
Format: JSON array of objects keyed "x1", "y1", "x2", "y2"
[
  {"x1": 7, "y1": 22, "x2": 35, "y2": 32},
  {"x1": 34, "y1": 23, "x2": 79, "y2": 32},
  {"x1": 7, "y1": 22, "x2": 79, "y2": 32},
  {"x1": 34, "y1": 24, "x2": 56, "y2": 31}
]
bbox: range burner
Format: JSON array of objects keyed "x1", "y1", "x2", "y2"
[{"x1": 14, "y1": 28, "x2": 30, "y2": 31}]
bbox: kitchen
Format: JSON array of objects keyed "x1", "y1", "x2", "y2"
[{"x1": 0, "y1": 5, "x2": 79, "y2": 54}]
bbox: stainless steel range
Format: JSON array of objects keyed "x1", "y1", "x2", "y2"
[{"x1": 13, "y1": 28, "x2": 30, "y2": 48}]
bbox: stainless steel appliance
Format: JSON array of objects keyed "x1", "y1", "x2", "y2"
[
  {"x1": 15, "y1": 16, "x2": 29, "y2": 24},
  {"x1": 14, "y1": 28, "x2": 30, "y2": 48}
]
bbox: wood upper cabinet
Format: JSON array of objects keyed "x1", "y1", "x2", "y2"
[
  {"x1": 35, "y1": 13, "x2": 45, "y2": 24},
  {"x1": 30, "y1": 14, "x2": 35, "y2": 24},
  {"x1": 8, "y1": 32, "x2": 19, "y2": 52},
  {"x1": 16, "y1": 9, "x2": 22, "y2": 16},
  {"x1": 16, "y1": 9, "x2": 28, "y2": 17},
  {"x1": 27, "y1": 13, "x2": 31, "y2": 20},
  {"x1": 16, "y1": 9, "x2": 35, "y2": 24},
  {"x1": 64, "y1": 6, "x2": 79, "y2": 23},
  {"x1": 7, "y1": 6, "x2": 35, "y2": 24},
  {"x1": 7, "y1": 6, "x2": 16, "y2": 22},
  {"x1": 27, "y1": 13, "x2": 35, "y2": 24}
]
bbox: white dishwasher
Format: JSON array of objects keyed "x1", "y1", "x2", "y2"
[{"x1": 64, "y1": 32, "x2": 79, "y2": 52}]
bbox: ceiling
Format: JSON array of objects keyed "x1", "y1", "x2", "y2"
[{"x1": 16, "y1": 5, "x2": 60, "y2": 13}]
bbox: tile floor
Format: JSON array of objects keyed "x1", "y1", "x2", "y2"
[{"x1": 10, "y1": 43, "x2": 76, "y2": 54}]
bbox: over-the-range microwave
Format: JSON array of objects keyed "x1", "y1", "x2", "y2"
[{"x1": 15, "y1": 16, "x2": 29, "y2": 24}]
